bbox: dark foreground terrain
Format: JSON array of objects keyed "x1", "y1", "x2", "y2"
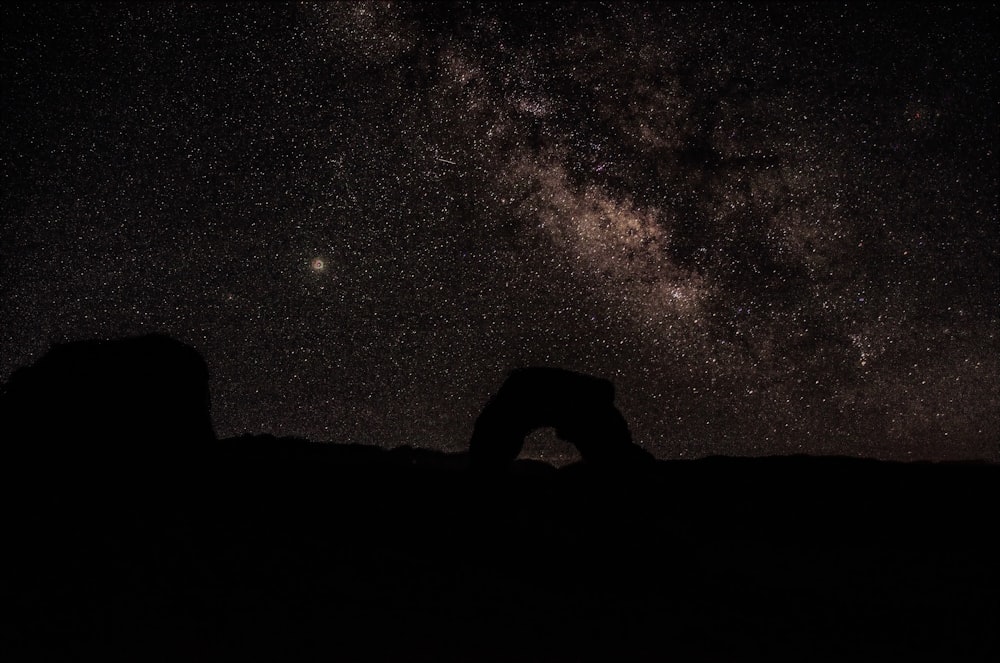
[
  {"x1": 3, "y1": 439, "x2": 997, "y2": 662},
  {"x1": 1, "y1": 336, "x2": 997, "y2": 660}
]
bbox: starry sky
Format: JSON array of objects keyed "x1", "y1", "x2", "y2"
[{"x1": 2, "y1": 2, "x2": 997, "y2": 462}]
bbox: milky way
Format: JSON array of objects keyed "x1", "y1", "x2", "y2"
[{"x1": 2, "y1": 3, "x2": 997, "y2": 461}]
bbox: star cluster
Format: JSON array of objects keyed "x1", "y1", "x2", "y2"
[{"x1": 2, "y1": 3, "x2": 996, "y2": 461}]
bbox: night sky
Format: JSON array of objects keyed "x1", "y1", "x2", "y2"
[{"x1": 2, "y1": 2, "x2": 997, "y2": 462}]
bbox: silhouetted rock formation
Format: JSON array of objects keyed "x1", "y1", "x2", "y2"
[
  {"x1": 469, "y1": 367, "x2": 653, "y2": 471},
  {"x1": 0, "y1": 334, "x2": 215, "y2": 476}
]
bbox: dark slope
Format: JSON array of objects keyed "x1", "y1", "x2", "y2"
[{"x1": 3, "y1": 437, "x2": 997, "y2": 662}]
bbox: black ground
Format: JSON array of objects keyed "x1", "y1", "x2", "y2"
[{"x1": 4, "y1": 438, "x2": 997, "y2": 662}]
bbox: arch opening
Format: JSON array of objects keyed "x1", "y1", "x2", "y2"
[{"x1": 520, "y1": 427, "x2": 581, "y2": 467}]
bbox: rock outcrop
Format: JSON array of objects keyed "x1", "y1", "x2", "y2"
[{"x1": 0, "y1": 334, "x2": 215, "y2": 475}]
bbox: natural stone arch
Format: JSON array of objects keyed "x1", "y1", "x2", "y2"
[{"x1": 469, "y1": 367, "x2": 652, "y2": 471}]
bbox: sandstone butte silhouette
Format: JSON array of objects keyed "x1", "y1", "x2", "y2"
[
  {"x1": 0, "y1": 334, "x2": 215, "y2": 479},
  {"x1": 470, "y1": 366, "x2": 654, "y2": 471}
]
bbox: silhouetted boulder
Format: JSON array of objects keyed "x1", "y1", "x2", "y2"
[
  {"x1": 0, "y1": 334, "x2": 215, "y2": 475},
  {"x1": 469, "y1": 367, "x2": 653, "y2": 471}
]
